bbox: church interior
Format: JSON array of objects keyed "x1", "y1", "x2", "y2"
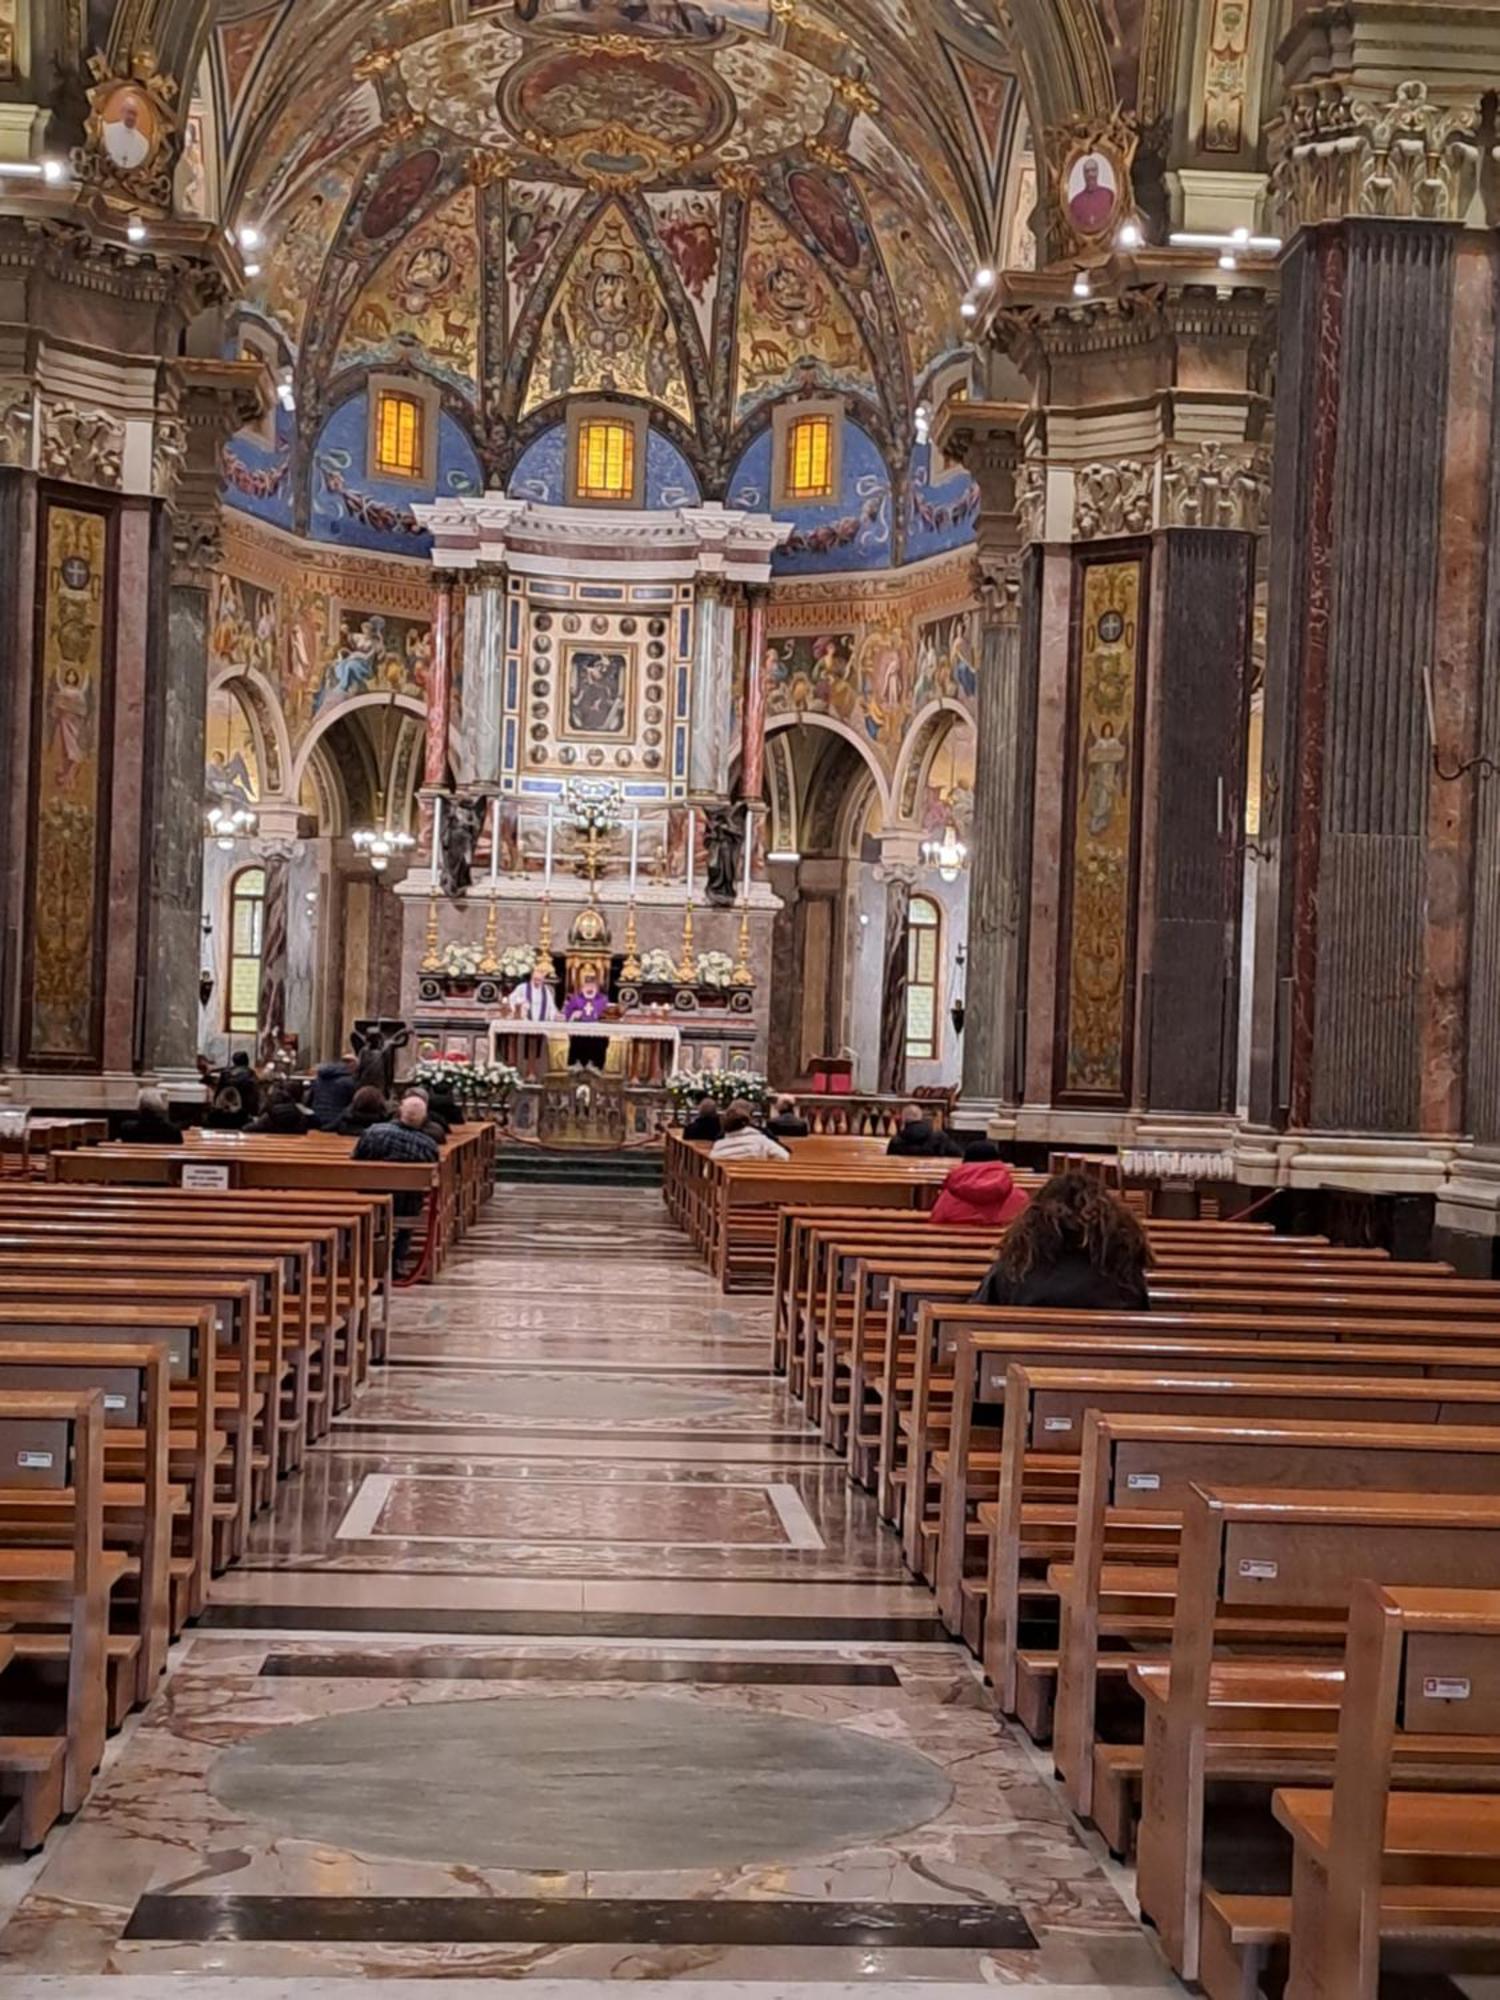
[{"x1": 4, "y1": 0, "x2": 1500, "y2": 1993}]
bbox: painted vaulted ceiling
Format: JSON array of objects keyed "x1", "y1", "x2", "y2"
[{"x1": 207, "y1": 0, "x2": 1026, "y2": 488}]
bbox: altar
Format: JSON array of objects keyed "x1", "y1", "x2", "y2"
[{"x1": 491, "y1": 1017, "x2": 682, "y2": 1086}]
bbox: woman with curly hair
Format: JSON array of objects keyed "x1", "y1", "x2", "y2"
[{"x1": 972, "y1": 1171, "x2": 1151, "y2": 1312}]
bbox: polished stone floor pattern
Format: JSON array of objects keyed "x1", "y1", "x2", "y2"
[{"x1": 0, "y1": 1185, "x2": 1185, "y2": 1992}]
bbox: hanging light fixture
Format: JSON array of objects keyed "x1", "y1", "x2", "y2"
[
  {"x1": 351, "y1": 697, "x2": 419, "y2": 873},
  {"x1": 206, "y1": 802, "x2": 256, "y2": 848},
  {"x1": 921, "y1": 822, "x2": 969, "y2": 883}
]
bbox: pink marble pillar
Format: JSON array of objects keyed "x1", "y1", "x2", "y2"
[
  {"x1": 739, "y1": 585, "x2": 769, "y2": 808},
  {"x1": 422, "y1": 578, "x2": 455, "y2": 850}
]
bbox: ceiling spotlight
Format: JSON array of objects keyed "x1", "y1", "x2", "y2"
[
  {"x1": 1117, "y1": 220, "x2": 1142, "y2": 249},
  {"x1": 959, "y1": 299, "x2": 978, "y2": 319},
  {"x1": 41, "y1": 158, "x2": 68, "y2": 185},
  {"x1": 126, "y1": 217, "x2": 146, "y2": 244},
  {"x1": 1072, "y1": 272, "x2": 1091, "y2": 299},
  {"x1": 238, "y1": 224, "x2": 262, "y2": 250},
  {"x1": 975, "y1": 265, "x2": 996, "y2": 287},
  {"x1": 244, "y1": 262, "x2": 261, "y2": 278},
  {"x1": 1231, "y1": 225, "x2": 1250, "y2": 244},
  {"x1": 1218, "y1": 250, "x2": 1237, "y2": 271}
]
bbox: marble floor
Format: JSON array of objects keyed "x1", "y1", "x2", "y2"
[{"x1": 0, "y1": 1186, "x2": 1188, "y2": 1995}]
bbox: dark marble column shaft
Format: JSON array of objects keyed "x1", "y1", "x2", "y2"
[
  {"x1": 1140, "y1": 528, "x2": 1254, "y2": 1114},
  {"x1": 961, "y1": 590, "x2": 1029, "y2": 1111},
  {"x1": 1251, "y1": 220, "x2": 1464, "y2": 1134},
  {"x1": 0, "y1": 469, "x2": 35, "y2": 1068},
  {"x1": 878, "y1": 871, "x2": 912, "y2": 1096}
]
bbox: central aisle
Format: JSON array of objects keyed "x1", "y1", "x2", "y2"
[{"x1": 0, "y1": 1186, "x2": 1181, "y2": 1993}]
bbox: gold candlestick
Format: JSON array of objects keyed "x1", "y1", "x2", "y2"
[
  {"x1": 534, "y1": 895, "x2": 557, "y2": 980},
  {"x1": 622, "y1": 900, "x2": 641, "y2": 982},
  {"x1": 730, "y1": 900, "x2": 755, "y2": 987},
  {"x1": 420, "y1": 893, "x2": 443, "y2": 973},
  {"x1": 478, "y1": 891, "x2": 501, "y2": 976},
  {"x1": 675, "y1": 900, "x2": 697, "y2": 984}
]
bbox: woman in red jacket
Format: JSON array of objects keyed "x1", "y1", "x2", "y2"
[{"x1": 931, "y1": 1139, "x2": 1031, "y2": 1228}]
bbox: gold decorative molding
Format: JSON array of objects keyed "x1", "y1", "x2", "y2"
[
  {"x1": 1161, "y1": 440, "x2": 1271, "y2": 531},
  {"x1": 1073, "y1": 458, "x2": 1153, "y2": 540},
  {"x1": 1269, "y1": 78, "x2": 1480, "y2": 232},
  {"x1": 39, "y1": 399, "x2": 124, "y2": 489}
]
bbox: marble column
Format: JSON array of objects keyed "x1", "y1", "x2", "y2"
[
  {"x1": 877, "y1": 856, "x2": 916, "y2": 1097},
  {"x1": 1249, "y1": 26, "x2": 1497, "y2": 1143},
  {"x1": 425, "y1": 578, "x2": 455, "y2": 795},
  {"x1": 0, "y1": 462, "x2": 36, "y2": 1073},
  {"x1": 739, "y1": 584, "x2": 770, "y2": 808},
  {"x1": 937, "y1": 405, "x2": 1026, "y2": 1126},
  {"x1": 689, "y1": 575, "x2": 735, "y2": 801}
]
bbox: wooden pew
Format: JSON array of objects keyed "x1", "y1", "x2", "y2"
[
  {"x1": 0, "y1": 1340, "x2": 172, "y2": 1705},
  {"x1": 0, "y1": 1388, "x2": 115, "y2": 1820},
  {"x1": 1135, "y1": 1487, "x2": 1500, "y2": 1982},
  {"x1": 1251, "y1": 1582, "x2": 1500, "y2": 2000},
  {"x1": 1040, "y1": 1412, "x2": 1500, "y2": 1826}
]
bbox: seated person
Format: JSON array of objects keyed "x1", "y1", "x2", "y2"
[
  {"x1": 509, "y1": 966, "x2": 561, "y2": 1023},
  {"x1": 353, "y1": 1093, "x2": 442, "y2": 1270},
  {"x1": 709, "y1": 1100, "x2": 790, "y2": 1163},
  {"x1": 119, "y1": 1087, "x2": 183, "y2": 1145},
  {"x1": 682, "y1": 1090, "x2": 723, "y2": 1143},
  {"x1": 930, "y1": 1139, "x2": 1030, "y2": 1228},
  {"x1": 335, "y1": 1085, "x2": 389, "y2": 1137},
  {"x1": 310, "y1": 1053, "x2": 357, "y2": 1131},
  {"x1": 887, "y1": 1101, "x2": 963, "y2": 1158},
  {"x1": 426, "y1": 1087, "x2": 466, "y2": 1132},
  {"x1": 249, "y1": 1080, "x2": 315, "y2": 1134},
  {"x1": 201, "y1": 1049, "x2": 260, "y2": 1128},
  {"x1": 972, "y1": 1170, "x2": 1150, "y2": 1311},
  {"x1": 765, "y1": 1094, "x2": 809, "y2": 1140}
]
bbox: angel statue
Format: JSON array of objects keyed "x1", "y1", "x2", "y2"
[
  {"x1": 440, "y1": 792, "x2": 489, "y2": 900},
  {"x1": 702, "y1": 800, "x2": 748, "y2": 909}
]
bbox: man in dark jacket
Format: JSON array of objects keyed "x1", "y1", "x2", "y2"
[
  {"x1": 886, "y1": 1102, "x2": 962, "y2": 1158},
  {"x1": 310, "y1": 1055, "x2": 357, "y2": 1130},
  {"x1": 682, "y1": 1091, "x2": 723, "y2": 1143},
  {"x1": 765, "y1": 1094, "x2": 810, "y2": 1140},
  {"x1": 354, "y1": 1094, "x2": 441, "y2": 1269},
  {"x1": 120, "y1": 1088, "x2": 183, "y2": 1145}
]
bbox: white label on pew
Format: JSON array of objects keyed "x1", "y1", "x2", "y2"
[
  {"x1": 1238, "y1": 1557, "x2": 1278, "y2": 1581},
  {"x1": 1127, "y1": 1472, "x2": 1161, "y2": 1492},
  {"x1": 181, "y1": 1162, "x2": 231, "y2": 1190},
  {"x1": 1423, "y1": 1676, "x2": 1472, "y2": 1702},
  {"x1": 17, "y1": 1450, "x2": 53, "y2": 1469},
  {"x1": 1043, "y1": 1416, "x2": 1074, "y2": 1433},
  {"x1": 103, "y1": 1394, "x2": 127, "y2": 1411}
]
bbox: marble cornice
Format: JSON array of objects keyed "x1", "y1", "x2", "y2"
[
  {"x1": 0, "y1": 205, "x2": 238, "y2": 320},
  {"x1": 989, "y1": 268, "x2": 1278, "y2": 388}
]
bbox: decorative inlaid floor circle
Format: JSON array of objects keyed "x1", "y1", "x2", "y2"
[
  {"x1": 211, "y1": 1694, "x2": 954, "y2": 1870},
  {"x1": 397, "y1": 1374, "x2": 749, "y2": 1423}
]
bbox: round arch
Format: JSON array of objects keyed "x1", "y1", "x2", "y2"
[
  {"x1": 208, "y1": 663, "x2": 295, "y2": 800},
  {"x1": 892, "y1": 698, "x2": 973, "y2": 827},
  {"x1": 764, "y1": 712, "x2": 893, "y2": 827},
  {"x1": 290, "y1": 691, "x2": 427, "y2": 795}
]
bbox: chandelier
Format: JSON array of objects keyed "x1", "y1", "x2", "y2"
[
  {"x1": 207, "y1": 804, "x2": 256, "y2": 849},
  {"x1": 352, "y1": 697, "x2": 420, "y2": 872},
  {"x1": 921, "y1": 822, "x2": 969, "y2": 884},
  {"x1": 352, "y1": 826, "x2": 417, "y2": 874}
]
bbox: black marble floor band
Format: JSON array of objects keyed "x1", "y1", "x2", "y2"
[
  {"x1": 202, "y1": 1606, "x2": 947, "y2": 1641},
  {"x1": 123, "y1": 1894, "x2": 1039, "y2": 1950},
  {"x1": 328, "y1": 1422, "x2": 821, "y2": 1444},
  {"x1": 257, "y1": 1652, "x2": 904, "y2": 1686}
]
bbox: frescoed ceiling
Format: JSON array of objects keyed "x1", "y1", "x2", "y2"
[{"x1": 206, "y1": 0, "x2": 1025, "y2": 488}]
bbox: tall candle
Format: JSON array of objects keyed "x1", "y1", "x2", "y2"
[
  {"x1": 430, "y1": 793, "x2": 443, "y2": 875},
  {"x1": 629, "y1": 809, "x2": 640, "y2": 894},
  {"x1": 544, "y1": 800, "x2": 554, "y2": 891},
  {"x1": 741, "y1": 814, "x2": 752, "y2": 903},
  {"x1": 488, "y1": 796, "x2": 500, "y2": 887},
  {"x1": 684, "y1": 808, "x2": 694, "y2": 896}
]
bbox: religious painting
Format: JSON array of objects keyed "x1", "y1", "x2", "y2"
[
  {"x1": 205, "y1": 684, "x2": 260, "y2": 812},
  {"x1": 1200, "y1": 0, "x2": 1253, "y2": 152},
  {"x1": 1066, "y1": 151, "x2": 1119, "y2": 234},
  {"x1": 359, "y1": 148, "x2": 443, "y2": 242},
  {"x1": 711, "y1": 39, "x2": 833, "y2": 161},
  {"x1": 764, "y1": 633, "x2": 857, "y2": 724},
  {"x1": 506, "y1": 182, "x2": 581, "y2": 324},
  {"x1": 95, "y1": 79, "x2": 167, "y2": 175},
  {"x1": 866, "y1": 194, "x2": 962, "y2": 378},
  {"x1": 210, "y1": 573, "x2": 281, "y2": 683},
  {"x1": 1054, "y1": 552, "x2": 1148, "y2": 1105},
  {"x1": 524, "y1": 206, "x2": 692, "y2": 423},
  {"x1": 178, "y1": 107, "x2": 210, "y2": 217},
  {"x1": 261, "y1": 161, "x2": 363, "y2": 347},
  {"x1": 646, "y1": 188, "x2": 722, "y2": 346},
  {"x1": 734, "y1": 201, "x2": 872, "y2": 420},
  {"x1": 25, "y1": 501, "x2": 111, "y2": 1067},
  {"x1": 337, "y1": 186, "x2": 480, "y2": 396},
  {"x1": 217, "y1": 7, "x2": 278, "y2": 111},
  {"x1": 254, "y1": 81, "x2": 382, "y2": 216},
  {"x1": 786, "y1": 168, "x2": 863, "y2": 273},
  {"x1": 503, "y1": 43, "x2": 733, "y2": 180},
  {"x1": 312, "y1": 609, "x2": 433, "y2": 717},
  {"x1": 562, "y1": 645, "x2": 633, "y2": 738},
  {"x1": 285, "y1": 584, "x2": 334, "y2": 744},
  {"x1": 913, "y1": 610, "x2": 979, "y2": 711},
  {"x1": 921, "y1": 723, "x2": 976, "y2": 842},
  {"x1": 509, "y1": 0, "x2": 771, "y2": 34}
]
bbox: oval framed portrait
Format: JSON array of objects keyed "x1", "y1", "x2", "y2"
[
  {"x1": 97, "y1": 83, "x2": 165, "y2": 175},
  {"x1": 1064, "y1": 146, "x2": 1120, "y2": 238}
]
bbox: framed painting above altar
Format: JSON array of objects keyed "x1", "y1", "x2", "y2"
[{"x1": 562, "y1": 644, "x2": 633, "y2": 738}]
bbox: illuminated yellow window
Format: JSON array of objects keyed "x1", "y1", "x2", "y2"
[
  {"x1": 374, "y1": 389, "x2": 424, "y2": 479},
  {"x1": 905, "y1": 895, "x2": 940, "y2": 1062},
  {"x1": 227, "y1": 866, "x2": 266, "y2": 1037},
  {"x1": 576, "y1": 419, "x2": 636, "y2": 503},
  {"x1": 785, "y1": 413, "x2": 834, "y2": 500}
]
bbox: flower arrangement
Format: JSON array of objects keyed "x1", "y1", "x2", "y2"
[
  {"x1": 438, "y1": 941, "x2": 485, "y2": 980},
  {"x1": 638, "y1": 947, "x2": 679, "y2": 985},
  {"x1": 695, "y1": 950, "x2": 735, "y2": 989},
  {"x1": 565, "y1": 778, "x2": 622, "y2": 837},
  {"x1": 667, "y1": 1068, "x2": 770, "y2": 1111},
  {"x1": 498, "y1": 943, "x2": 538, "y2": 981},
  {"x1": 411, "y1": 1055, "x2": 520, "y2": 1105}
]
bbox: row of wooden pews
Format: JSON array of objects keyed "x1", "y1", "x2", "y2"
[
  {"x1": 0, "y1": 1120, "x2": 494, "y2": 1853},
  {"x1": 758, "y1": 1155, "x2": 1500, "y2": 1998}
]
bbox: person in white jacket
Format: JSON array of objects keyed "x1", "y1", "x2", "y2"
[{"x1": 709, "y1": 1101, "x2": 791, "y2": 1162}]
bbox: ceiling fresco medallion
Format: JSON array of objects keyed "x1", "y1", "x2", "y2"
[
  {"x1": 506, "y1": 0, "x2": 774, "y2": 37},
  {"x1": 501, "y1": 44, "x2": 735, "y2": 182}
]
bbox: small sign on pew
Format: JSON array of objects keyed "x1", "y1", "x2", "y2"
[{"x1": 180, "y1": 1162, "x2": 232, "y2": 1190}]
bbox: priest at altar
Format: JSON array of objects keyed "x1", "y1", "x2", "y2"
[
  {"x1": 563, "y1": 969, "x2": 609, "y2": 1023},
  {"x1": 508, "y1": 967, "x2": 562, "y2": 1023}
]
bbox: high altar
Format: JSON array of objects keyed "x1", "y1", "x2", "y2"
[{"x1": 399, "y1": 497, "x2": 788, "y2": 1146}]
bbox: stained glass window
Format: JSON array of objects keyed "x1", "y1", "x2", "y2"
[
  {"x1": 227, "y1": 867, "x2": 266, "y2": 1037},
  {"x1": 576, "y1": 419, "x2": 636, "y2": 502},
  {"x1": 375, "y1": 389, "x2": 423, "y2": 478},
  {"x1": 905, "y1": 895, "x2": 940, "y2": 1061},
  {"x1": 785, "y1": 413, "x2": 834, "y2": 500}
]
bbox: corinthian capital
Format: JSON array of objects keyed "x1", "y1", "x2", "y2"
[{"x1": 1269, "y1": 77, "x2": 1481, "y2": 232}]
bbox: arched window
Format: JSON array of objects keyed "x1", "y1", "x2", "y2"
[
  {"x1": 905, "y1": 894, "x2": 941, "y2": 1062},
  {"x1": 226, "y1": 867, "x2": 266, "y2": 1037}
]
